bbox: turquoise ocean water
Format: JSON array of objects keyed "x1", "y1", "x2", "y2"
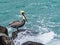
[{"x1": 0, "y1": 0, "x2": 60, "y2": 45}]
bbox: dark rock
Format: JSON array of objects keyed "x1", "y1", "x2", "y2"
[
  {"x1": 0, "y1": 26, "x2": 14, "y2": 45},
  {"x1": 0, "y1": 26, "x2": 8, "y2": 35},
  {"x1": 0, "y1": 33, "x2": 14, "y2": 45},
  {"x1": 12, "y1": 32, "x2": 17, "y2": 40},
  {"x1": 22, "y1": 41, "x2": 44, "y2": 45},
  {"x1": 12, "y1": 29, "x2": 26, "y2": 39}
]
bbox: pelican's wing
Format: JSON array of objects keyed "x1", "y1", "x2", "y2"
[{"x1": 9, "y1": 20, "x2": 20, "y2": 25}]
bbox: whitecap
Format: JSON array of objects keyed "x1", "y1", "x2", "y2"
[{"x1": 13, "y1": 30, "x2": 56, "y2": 45}]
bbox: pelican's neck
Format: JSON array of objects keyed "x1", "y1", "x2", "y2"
[
  {"x1": 22, "y1": 14, "x2": 27, "y2": 22},
  {"x1": 23, "y1": 16, "x2": 25, "y2": 20}
]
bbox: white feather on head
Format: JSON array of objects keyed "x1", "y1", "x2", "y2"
[
  {"x1": 20, "y1": 10, "x2": 25, "y2": 19},
  {"x1": 20, "y1": 10, "x2": 25, "y2": 14}
]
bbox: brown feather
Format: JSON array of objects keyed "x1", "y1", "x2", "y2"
[{"x1": 9, "y1": 19, "x2": 25, "y2": 29}]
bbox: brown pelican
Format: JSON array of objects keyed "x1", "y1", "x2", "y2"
[{"x1": 9, "y1": 10, "x2": 27, "y2": 31}]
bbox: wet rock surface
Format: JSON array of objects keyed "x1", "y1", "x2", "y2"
[
  {"x1": 0, "y1": 26, "x2": 8, "y2": 35},
  {"x1": 0, "y1": 33, "x2": 14, "y2": 45},
  {"x1": 12, "y1": 29, "x2": 39, "y2": 39},
  {"x1": 22, "y1": 41, "x2": 44, "y2": 45},
  {"x1": 12, "y1": 29, "x2": 26, "y2": 39},
  {"x1": 0, "y1": 26, "x2": 14, "y2": 45}
]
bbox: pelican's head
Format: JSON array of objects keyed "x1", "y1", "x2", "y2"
[
  {"x1": 20, "y1": 10, "x2": 25, "y2": 16},
  {"x1": 20, "y1": 10, "x2": 28, "y2": 22}
]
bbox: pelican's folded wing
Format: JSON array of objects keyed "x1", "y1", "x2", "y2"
[{"x1": 9, "y1": 20, "x2": 20, "y2": 25}]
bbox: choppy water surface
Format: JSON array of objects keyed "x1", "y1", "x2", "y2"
[{"x1": 0, "y1": 0, "x2": 60, "y2": 45}]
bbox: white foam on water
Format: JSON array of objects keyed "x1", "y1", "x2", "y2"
[
  {"x1": 46, "y1": 39, "x2": 60, "y2": 45},
  {"x1": 13, "y1": 31, "x2": 56, "y2": 45},
  {"x1": 38, "y1": 31, "x2": 55, "y2": 44},
  {"x1": 7, "y1": 27, "x2": 12, "y2": 32},
  {"x1": 7, "y1": 27, "x2": 12, "y2": 37},
  {"x1": 16, "y1": 15, "x2": 22, "y2": 18},
  {"x1": 39, "y1": 26, "x2": 49, "y2": 33}
]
